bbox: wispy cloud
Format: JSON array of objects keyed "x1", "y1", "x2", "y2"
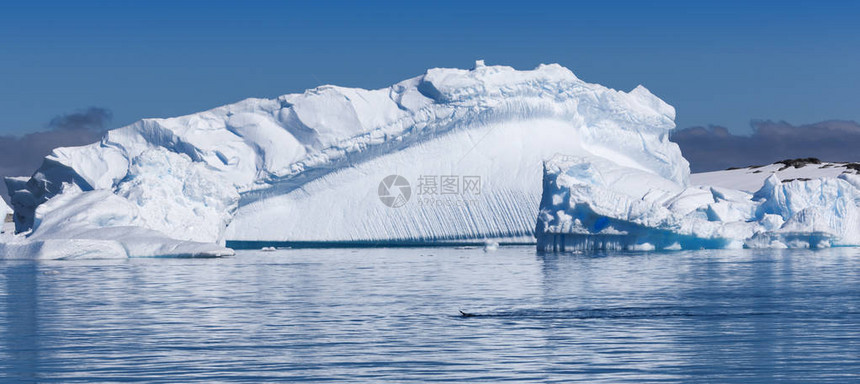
[
  {"x1": 0, "y1": 108, "x2": 111, "y2": 200},
  {"x1": 671, "y1": 120, "x2": 860, "y2": 172},
  {"x1": 46, "y1": 107, "x2": 112, "y2": 132}
]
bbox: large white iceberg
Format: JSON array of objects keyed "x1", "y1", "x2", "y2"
[
  {"x1": 6, "y1": 61, "x2": 857, "y2": 258},
  {"x1": 5, "y1": 62, "x2": 684, "y2": 258}
]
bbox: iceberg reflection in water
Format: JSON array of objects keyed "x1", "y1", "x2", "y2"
[{"x1": 1, "y1": 246, "x2": 858, "y2": 382}]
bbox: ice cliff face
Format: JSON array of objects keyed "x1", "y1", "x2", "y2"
[
  {"x1": 5, "y1": 62, "x2": 684, "y2": 257},
  {"x1": 0, "y1": 198, "x2": 10, "y2": 234},
  {"x1": 536, "y1": 156, "x2": 860, "y2": 251}
]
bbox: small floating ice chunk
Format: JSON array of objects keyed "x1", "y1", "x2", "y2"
[
  {"x1": 663, "y1": 242, "x2": 682, "y2": 251},
  {"x1": 483, "y1": 240, "x2": 499, "y2": 252},
  {"x1": 628, "y1": 243, "x2": 655, "y2": 251}
]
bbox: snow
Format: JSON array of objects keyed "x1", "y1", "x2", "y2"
[
  {"x1": 537, "y1": 157, "x2": 860, "y2": 251},
  {"x1": 690, "y1": 161, "x2": 859, "y2": 192},
  {"x1": 0, "y1": 186, "x2": 232, "y2": 259},
  {"x1": 0, "y1": 199, "x2": 11, "y2": 235},
  {"x1": 115, "y1": 148, "x2": 239, "y2": 243},
  {"x1": 4, "y1": 61, "x2": 859, "y2": 257},
  {"x1": 4, "y1": 62, "x2": 683, "y2": 258},
  {"x1": 0, "y1": 199, "x2": 9, "y2": 219},
  {"x1": 225, "y1": 63, "x2": 684, "y2": 242}
]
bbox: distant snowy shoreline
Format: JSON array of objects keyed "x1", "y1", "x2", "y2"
[{"x1": 691, "y1": 158, "x2": 860, "y2": 191}]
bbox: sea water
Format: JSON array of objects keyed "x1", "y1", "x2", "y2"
[{"x1": 1, "y1": 247, "x2": 858, "y2": 382}]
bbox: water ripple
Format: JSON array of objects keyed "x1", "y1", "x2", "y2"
[{"x1": 0, "y1": 247, "x2": 858, "y2": 382}]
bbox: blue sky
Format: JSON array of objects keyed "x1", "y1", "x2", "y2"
[{"x1": 1, "y1": 0, "x2": 859, "y2": 135}]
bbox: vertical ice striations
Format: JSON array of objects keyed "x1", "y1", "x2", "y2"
[
  {"x1": 225, "y1": 64, "x2": 685, "y2": 242},
  {"x1": 6, "y1": 63, "x2": 684, "y2": 256}
]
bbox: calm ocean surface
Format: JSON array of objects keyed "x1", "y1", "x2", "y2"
[{"x1": 1, "y1": 247, "x2": 858, "y2": 383}]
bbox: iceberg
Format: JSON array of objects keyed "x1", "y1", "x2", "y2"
[
  {"x1": 536, "y1": 155, "x2": 860, "y2": 251},
  {"x1": 0, "y1": 198, "x2": 10, "y2": 234},
  {"x1": 5, "y1": 60, "x2": 858, "y2": 257},
  {"x1": 1, "y1": 152, "x2": 236, "y2": 259},
  {"x1": 1, "y1": 198, "x2": 8, "y2": 219},
  {"x1": 4, "y1": 62, "x2": 684, "y2": 258}
]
